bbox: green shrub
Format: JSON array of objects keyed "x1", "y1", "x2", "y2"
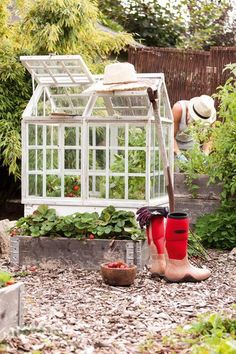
[
  {"x1": 160, "y1": 309, "x2": 236, "y2": 354},
  {"x1": 195, "y1": 206, "x2": 236, "y2": 250}
]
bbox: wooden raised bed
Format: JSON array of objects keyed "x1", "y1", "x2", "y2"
[
  {"x1": 10, "y1": 237, "x2": 150, "y2": 270},
  {"x1": 174, "y1": 173, "x2": 223, "y2": 224},
  {"x1": 0, "y1": 282, "x2": 24, "y2": 340}
]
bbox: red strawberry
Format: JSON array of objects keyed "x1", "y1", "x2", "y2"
[
  {"x1": 119, "y1": 264, "x2": 128, "y2": 269},
  {"x1": 89, "y1": 234, "x2": 95, "y2": 240},
  {"x1": 107, "y1": 262, "x2": 115, "y2": 268},
  {"x1": 6, "y1": 279, "x2": 15, "y2": 286},
  {"x1": 29, "y1": 266, "x2": 37, "y2": 272},
  {"x1": 73, "y1": 185, "x2": 80, "y2": 191}
]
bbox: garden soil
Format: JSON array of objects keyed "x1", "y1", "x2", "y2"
[{"x1": 0, "y1": 249, "x2": 235, "y2": 353}]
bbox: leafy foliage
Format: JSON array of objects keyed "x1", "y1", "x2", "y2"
[
  {"x1": 99, "y1": 0, "x2": 236, "y2": 49},
  {"x1": 0, "y1": 0, "x2": 10, "y2": 39},
  {"x1": 163, "y1": 310, "x2": 236, "y2": 354},
  {"x1": 179, "y1": 0, "x2": 233, "y2": 50},
  {"x1": 98, "y1": 0, "x2": 185, "y2": 47},
  {"x1": 13, "y1": 205, "x2": 145, "y2": 240},
  {"x1": 0, "y1": 270, "x2": 13, "y2": 288},
  {"x1": 0, "y1": 44, "x2": 32, "y2": 180},
  {"x1": 0, "y1": 0, "x2": 133, "y2": 199},
  {"x1": 210, "y1": 64, "x2": 236, "y2": 203},
  {"x1": 177, "y1": 65, "x2": 236, "y2": 250},
  {"x1": 21, "y1": 0, "x2": 132, "y2": 68},
  {"x1": 195, "y1": 206, "x2": 236, "y2": 250}
]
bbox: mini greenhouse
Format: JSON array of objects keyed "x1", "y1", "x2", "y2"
[{"x1": 20, "y1": 55, "x2": 173, "y2": 216}]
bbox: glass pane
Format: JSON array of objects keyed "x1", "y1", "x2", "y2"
[
  {"x1": 110, "y1": 150, "x2": 125, "y2": 173},
  {"x1": 89, "y1": 127, "x2": 94, "y2": 146},
  {"x1": 109, "y1": 176, "x2": 125, "y2": 199},
  {"x1": 89, "y1": 150, "x2": 106, "y2": 170},
  {"x1": 150, "y1": 176, "x2": 159, "y2": 198},
  {"x1": 160, "y1": 174, "x2": 166, "y2": 196},
  {"x1": 37, "y1": 125, "x2": 43, "y2": 145},
  {"x1": 65, "y1": 149, "x2": 76, "y2": 169},
  {"x1": 151, "y1": 123, "x2": 155, "y2": 147},
  {"x1": 117, "y1": 127, "x2": 125, "y2": 147},
  {"x1": 28, "y1": 150, "x2": 36, "y2": 170},
  {"x1": 96, "y1": 127, "x2": 106, "y2": 146},
  {"x1": 37, "y1": 149, "x2": 43, "y2": 170},
  {"x1": 46, "y1": 175, "x2": 61, "y2": 197},
  {"x1": 128, "y1": 177, "x2": 145, "y2": 200},
  {"x1": 46, "y1": 126, "x2": 52, "y2": 145},
  {"x1": 64, "y1": 175, "x2": 81, "y2": 197},
  {"x1": 28, "y1": 175, "x2": 36, "y2": 195},
  {"x1": 89, "y1": 176, "x2": 105, "y2": 198},
  {"x1": 91, "y1": 97, "x2": 107, "y2": 117},
  {"x1": 160, "y1": 97, "x2": 165, "y2": 117},
  {"x1": 163, "y1": 125, "x2": 169, "y2": 145},
  {"x1": 53, "y1": 149, "x2": 58, "y2": 168},
  {"x1": 46, "y1": 149, "x2": 58, "y2": 169},
  {"x1": 154, "y1": 150, "x2": 160, "y2": 170},
  {"x1": 89, "y1": 126, "x2": 106, "y2": 146},
  {"x1": 53, "y1": 126, "x2": 59, "y2": 145},
  {"x1": 89, "y1": 150, "x2": 94, "y2": 170},
  {"x1": 129, "y1": 127, "x2": 146, "y2": 147},
  {"x1": 28, "y1": 124, "x2": 36, "y2": 145},
  {"x1": 36, "y1": 175, "x2": 43, "y2": 196},
  {"x1": 65, "y1": 127, "x2": 76, "y2": 146},
  {"x1": 128, "y1": 150, "x2": 146, "y2": 173},
  {"x1": 96, "y1": 150, "x2": 106, "y2": 170},
  {"x1": 109, "y1": 126, "x2": 125, "y2": 147}
]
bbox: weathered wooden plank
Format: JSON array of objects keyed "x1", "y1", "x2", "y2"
[
  {"x1": 175, "y1": 197, "x2": 221, "y2": 224},
  {"x1": 10, "y1": 237, "x2": 150, "y2": 270},
  {"x1": 174, "y1": 173, "x2": 223, "y2": 199},
  {"x1": 0, "y1": 282, "x2": 24, "y2": 340}
]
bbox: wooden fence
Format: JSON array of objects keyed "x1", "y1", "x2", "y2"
[{"x1": 128, "y1": 46, "x2": 236, "y2": 106}]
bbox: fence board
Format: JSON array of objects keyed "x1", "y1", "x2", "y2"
[{"x1": 128, "y1": 47, "x2": 236, "y2": 106}]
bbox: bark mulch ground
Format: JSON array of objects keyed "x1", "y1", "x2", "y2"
[{"x1": 0, "y1": 249, "x2": 235, "y2": 354}]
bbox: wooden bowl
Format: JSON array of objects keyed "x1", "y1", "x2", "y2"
[{"x1": 101, "y1": 263, "x2": 137, "y2": 286}]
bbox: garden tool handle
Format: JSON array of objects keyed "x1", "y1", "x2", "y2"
[{"x1": 147, "y1": 87, "x2": 175, "y2": 212}]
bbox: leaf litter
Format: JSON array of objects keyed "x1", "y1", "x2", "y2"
[{"x1": 0, "y1": 249, "x2": 235, "y2": 354}]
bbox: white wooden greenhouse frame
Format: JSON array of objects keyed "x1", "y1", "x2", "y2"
[{"x1": 20, "y1": 55, "x2": 174, "y2": 216}]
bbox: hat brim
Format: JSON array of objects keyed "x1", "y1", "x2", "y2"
[
  {"x1": 83, "y1": 79, "x2": 155, "y2": 93},
  {"x1": 188, "y1": 97, "x2": 216, "y2": 124}
]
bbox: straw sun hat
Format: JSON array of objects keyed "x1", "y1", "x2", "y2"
[
  {"x1": 188, "y1": 95, "x2": 216, "y2": 124},
  {"x1": 84, "y1": 62, "x2": 154, "y2": 93}
]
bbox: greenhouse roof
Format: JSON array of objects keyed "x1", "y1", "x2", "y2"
[{"x1": 20, "y1": 55, "x2": 95, "y2": 86}]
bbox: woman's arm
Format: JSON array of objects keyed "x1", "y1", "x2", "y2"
[{"x1": 172, "y1": 103, "x2": 182, "y2": 156}]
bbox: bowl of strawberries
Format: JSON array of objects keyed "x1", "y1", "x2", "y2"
[{"x1": 101, "y1": 261, "x2": 137, "y2": 286}]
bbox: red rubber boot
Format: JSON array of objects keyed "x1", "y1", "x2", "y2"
[
  {"x1": 146, "y1": 216, "x2": 166, "y2": 277},
  {"x1": 165, "y1": 212, "x2": 211, "y2": 282}
]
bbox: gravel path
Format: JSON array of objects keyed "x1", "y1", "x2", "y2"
[{"x1": 0, "y1": 249, "x2": 235, "y2": 354}]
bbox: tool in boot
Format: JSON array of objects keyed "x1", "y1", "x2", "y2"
[{"x1": 147, "y1": 87, "x2": 175, "y2": 212}]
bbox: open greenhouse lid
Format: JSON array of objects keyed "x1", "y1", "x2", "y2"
[{"x1": 20, "y1": 55, "x2": 95, "y2": 86}]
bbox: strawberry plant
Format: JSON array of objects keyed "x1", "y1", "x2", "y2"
[
  {"x1": 45, "y1": 175, "x2": 81, "y2": 198},
  {"x1": 64, "y1": 176, "x2": 81, "y2": 197},
  {"x1": 0, "y1": 271, "x2": 14, "y2": 288},
  {"x1": 13, "y1": 205, "x2": 145, "y2": 241}
]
